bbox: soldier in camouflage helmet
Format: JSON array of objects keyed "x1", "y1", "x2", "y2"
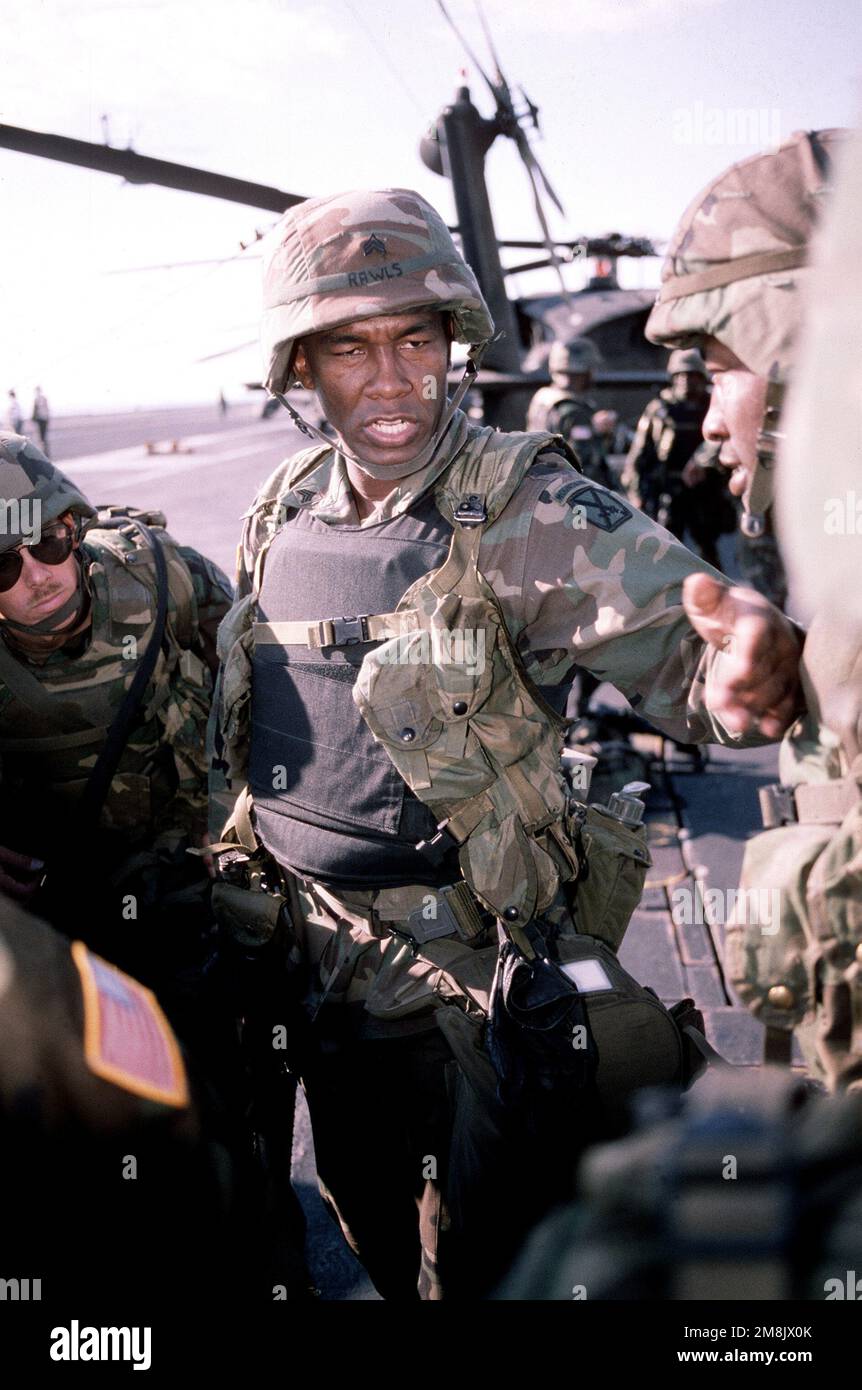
[
  {"x1": 645, "y1": 128, "x2": 862, "y2": 1090},
  {"x1": 622, "y1": 348, "x2": 734, "y2": 567},
  {"x1": 0, "y1": 431, "x2": 232, "y2": 1027},
  {"x1": 526, "y1": 336, "x2": 614, "y2": 487},
  {"x1": 211, "y1": 187, "x2": 805, "y2": 1300}
]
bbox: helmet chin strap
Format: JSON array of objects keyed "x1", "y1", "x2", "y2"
[
  {"x1": 740, "y1": 379, "x2": 784, "y2": 539},
  {"x1": 273, "y1": 343, "x2": 489, "y2": 482}
]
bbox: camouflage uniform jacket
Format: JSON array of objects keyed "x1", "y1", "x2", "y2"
[{"x1": 0, "y1": 527, "x2": 232, "y2": 860}]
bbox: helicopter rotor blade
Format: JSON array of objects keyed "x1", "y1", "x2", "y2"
[
  {"x1": 515, "y1": 143, "x2": 576, "y2": 311},
  {"x1": 0, "y1": 123, "x2": 306, "y2": 213},
  {"x1": 105, "y1": 253, "x2": 263, "y2": 274},
  {"x1": 196, "y1": 339, "x2": 257, "y2": 364},
  {"x1": 513, "y1": 127, "x2": 565, "y2": 216},
  {"x1": 434, "y1": 0, "x2": 503, "y2": 107},
  {"x1": 472, "y1": 0, "x2": 506, "y2": 85}
]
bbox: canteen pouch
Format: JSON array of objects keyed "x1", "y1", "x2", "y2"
[
  {"x1": 570, "y1": 804, "x2": 652, "y2": 951},
  {"x1": 487, "y1": 928, "x2": 704, "y2": 1122},
  {"x1": 552, "y1": 934, "x2": 700, "y2": 1103}
]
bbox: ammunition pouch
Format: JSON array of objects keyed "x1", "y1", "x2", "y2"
[{"x1": 568, "y1": 804, "x2": 652, "y2": 951}]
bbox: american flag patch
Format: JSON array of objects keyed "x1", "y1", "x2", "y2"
[{"x1": 71, "y1": 942, "x2": 189, "y2": 1108}]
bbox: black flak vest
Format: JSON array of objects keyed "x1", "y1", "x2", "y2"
[{"x1": 249, "y1": 491, "x2": 460, "y2": 888}]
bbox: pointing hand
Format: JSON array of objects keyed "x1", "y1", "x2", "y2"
[{"x1": 683, "y1": 573, "x2": 804, "y2": 739}]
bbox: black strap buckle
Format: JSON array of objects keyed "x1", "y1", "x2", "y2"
[
  {"x1": 453, "y1": 494, "x2": 488, "y2": 527},
  {"x1": 329, "y1": 614, "x2": 370, "y2": 646},
  {"x1": 415, "y1": 819, "x2": 460, "y2": 866}
]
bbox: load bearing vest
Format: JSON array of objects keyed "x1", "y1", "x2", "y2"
[
  {"x1": 234, "y1": 424, "x2": 587, "y2": 946},
  {"x1": 525, "y1": 384, "x2": 579, "y2": 433}
]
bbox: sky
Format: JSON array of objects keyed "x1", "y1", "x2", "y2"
[{"x1": 1, "y1": 0, "x2": 860, "y2": 414}]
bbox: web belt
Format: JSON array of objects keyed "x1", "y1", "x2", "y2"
[{"x1": 310, "y1": 877, "x2": 489, "y2": 949}]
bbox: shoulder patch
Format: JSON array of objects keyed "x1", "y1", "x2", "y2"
[
  {"x1": 559, "y1": 483, "x2": 632, "y2": 532},
  {"x1": 71, "y1": 942, "x2": 189, "y2": 1108}
]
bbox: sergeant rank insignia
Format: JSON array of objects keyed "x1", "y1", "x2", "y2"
[{"x1": 362, "y1": 233, "x2": 387, "y2": 256}]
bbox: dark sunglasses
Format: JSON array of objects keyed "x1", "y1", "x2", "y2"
[{"x1": 0, "y1": 525, "x2": 75, "y2": 593}]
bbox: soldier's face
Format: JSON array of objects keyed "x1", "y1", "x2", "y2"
[
  {"x1": 702, "y1": 340, "x2": 769, "y2": 498},
  {"x1": 0, "y1": 521, "x2": 80, "y2": 627},
  {"x1": 294, "y1": 311, "x2": 449, "y2": 466}
]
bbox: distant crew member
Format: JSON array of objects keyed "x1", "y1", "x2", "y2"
[
  {"x1": 6, "y1": 390, "x2": 23, "y2": 434},
  {"x1": 32, "y1": 385, "x2": 50, "y2": 452},
  {"x1": 526, "y1": 337, "x2": 614, "y2": 486},
  {"x1": 623, "y1": 348, "x2": 730, "y2": 564}
]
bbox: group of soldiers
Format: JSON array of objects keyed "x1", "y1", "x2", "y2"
[
  {"x1": 1, "y1": 125, "x2": 859, "y2": 1306},
  {"x1": 529, "y1": 337, "x2": 785, "y2": 605}
]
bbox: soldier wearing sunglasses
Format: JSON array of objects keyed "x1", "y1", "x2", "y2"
[{"x1": 0, "y1": 430, "x2": 233, "y2": 1027}]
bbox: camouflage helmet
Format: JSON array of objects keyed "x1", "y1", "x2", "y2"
[
  {"x1": 646, "y1": 130, "x2": 847, "y2": 381},
  {"x1": 0, "y1": 433, "x2": 95, "y2": 552},
  {"x1": 548, "y1": 336, "x2": 601, "y2": 376},
  {"x1": 261, "y1": 188, "x2": 495, "y2": 395},
  {"x1": 667, "y1": 347, "x2": 707, "y2": 378}
]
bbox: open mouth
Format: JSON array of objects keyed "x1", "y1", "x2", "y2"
[{"x1": 363, "y1": 416, "x2": 420, "y2": 448}]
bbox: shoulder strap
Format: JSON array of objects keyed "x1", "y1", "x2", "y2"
[
  {"x1": 435, "y1": 428, "x2": 577, "y2": 527},
  {"x1": 91, "y1": 512, "x2": 196, "y2": 652},
  {"x1": 241, "y1": 443, "x2": 334, "y2": 600},
  {"x1": 78, "y1": 520, "x2": 169, "y2": 827}
]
